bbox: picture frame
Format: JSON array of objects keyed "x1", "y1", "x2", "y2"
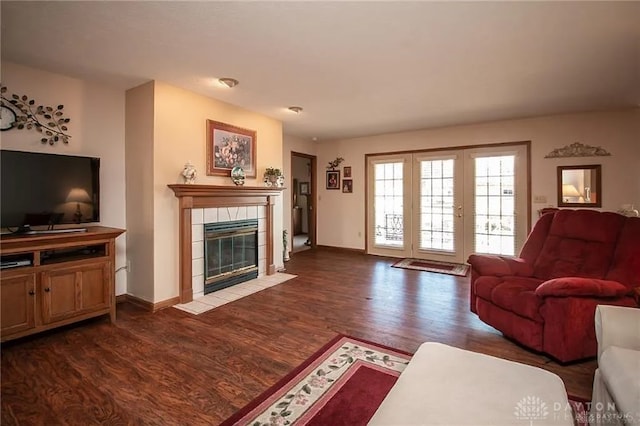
[
  {"x1": 343, "y1": 166, "x2": 352, "y2": 178},
  {"x1": 206, "y1": 119, "x2": 257, "y2": 177},
  {"x1": 342, "y1": 179, "x2": 353, "y2": 193},
  {"x1": 326, "y1": 170, "x2": 340, "y2": 190},
  {"x1": 300, "y1": 181, "x2": 310, "y2": 195}
]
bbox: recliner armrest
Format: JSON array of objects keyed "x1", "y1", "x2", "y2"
[
  {"x1": 535, "y1": 277, "x2": 632, "y2": 298},
  {"x1": 467, "y1": 255, "x2": 533, "y2": 277},
  {"x1": 595, "y1": 305, "x2": 640, "y2": 363}
]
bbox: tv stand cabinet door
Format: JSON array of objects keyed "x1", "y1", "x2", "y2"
[
  {"x1": 1, "y1": 272, "x2": 36, "y2": 338},
  {"x1": 40, "y1": 261, "x2": 111, "y2": 325}
]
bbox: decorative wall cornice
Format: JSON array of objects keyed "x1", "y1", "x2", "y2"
[{"x1": 545, "y1": 142, "x2": 611, "y2": 158}]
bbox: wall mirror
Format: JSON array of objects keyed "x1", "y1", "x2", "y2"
[{"x1": 557, "y1": 165, "x2": 602, "y2": 207}]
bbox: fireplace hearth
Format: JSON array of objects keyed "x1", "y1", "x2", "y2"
[{"x1": 204, "y1": 219, "x2": 258, "y2": 294}]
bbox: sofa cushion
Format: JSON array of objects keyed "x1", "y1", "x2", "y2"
[
  {"x1": 533, "y1": 210, "x2": 625, "y2": 280},
  {"x1": 599, "y1": 346, "x2": 640, "y2": 420},
  {"x1": 489, "y1": 277, "x2": 545, "y2": 322}
]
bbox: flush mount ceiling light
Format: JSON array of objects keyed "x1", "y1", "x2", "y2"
[
  {"x1": 288, "y1": 106, "x2": 303, "y2": 114},
  {"x1": 218, "y1": 78, "x2": 239, "y2": 88}
]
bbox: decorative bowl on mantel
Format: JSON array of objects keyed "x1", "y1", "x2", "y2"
[{"x1": 231, "y1": 166, "x2": 246, "y2": 186}]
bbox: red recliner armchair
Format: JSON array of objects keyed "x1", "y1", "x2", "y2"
[{"x1": 468, "y1": 209, "x2": 640, "y2": 363}]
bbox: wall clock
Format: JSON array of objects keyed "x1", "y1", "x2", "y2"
[{"x1": 1, "y1": 105, "x2": 17, "y2": 131}]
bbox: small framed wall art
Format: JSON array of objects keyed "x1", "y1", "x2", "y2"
[
  {"x1": 343, "y1": 166, "x2": 352, "y2": 178},
  {"x1": 300, "y1": 181, "x2": 310, "y2": 195},
  {"x1": 206, "y1": 120, "x2": 257, "y2": 177},
  {"x1": 342, "y1": 179, "x2": 353, "y2": 193},
  {"x1": 326, "y1": 170, "x2": 340, "y2": 190}
]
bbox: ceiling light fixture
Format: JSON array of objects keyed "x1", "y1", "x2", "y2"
[
  {"x1": 288, "y1": 106, "x2": 303, "y2": 114},
  {"x1": 218, "y1": 78, "x2": 239, "y2": 88}
]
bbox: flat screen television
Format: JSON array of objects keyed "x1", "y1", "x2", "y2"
[{"x1": 1, "y1": 150, "x2": 100, "y2": 232}]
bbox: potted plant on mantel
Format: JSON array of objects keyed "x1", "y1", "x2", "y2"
[{"x1": 263, "y1": 167, "x2": 284, "y2": 187}]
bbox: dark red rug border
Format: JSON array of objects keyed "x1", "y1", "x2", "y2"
[{"x1": 219, "y1": 334, "x2": 413, "y2": 426}]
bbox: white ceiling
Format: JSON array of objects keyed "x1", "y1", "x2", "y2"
[{"x1": 2, "y1": 1, "x2": 639, "y2": 141}]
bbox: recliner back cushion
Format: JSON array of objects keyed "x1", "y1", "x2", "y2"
[
  {"x1": 533, "y1": 210, "x2": 625, "y2": 280},
  {"x1": 519, "y1": 211, "x2": 554, "y2": 263},
  {"x1": 606, "y1": 217, "x2": 640, "y2": 288}
]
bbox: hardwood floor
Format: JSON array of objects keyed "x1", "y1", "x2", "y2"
[{"x1": 1, "y1": 249, "x2": 596, "y2": 425}]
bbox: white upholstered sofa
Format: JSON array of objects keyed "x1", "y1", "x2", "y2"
[{"x1": 590, "y1": 305, "x2": 640, "y2": 425}]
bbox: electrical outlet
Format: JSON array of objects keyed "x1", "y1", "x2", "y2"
[
  {"x1": 533, "y1": 195, "x2": 547, "y2": 204},
  {"x1": 358, "y1": 231, "x2": 362, "y2": 237}
]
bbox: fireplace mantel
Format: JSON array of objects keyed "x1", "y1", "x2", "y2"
[{"x1": 169, "y1": 184, "x2": 284, "y2": 303}]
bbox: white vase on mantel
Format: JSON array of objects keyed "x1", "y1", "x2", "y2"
[{"x1": 264, "y1": 174, "x2": 284, "y2": 187}]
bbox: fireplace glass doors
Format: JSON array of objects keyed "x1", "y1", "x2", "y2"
[{"x1": 204, "y1": 219, "x2": 258, "y2": 294}]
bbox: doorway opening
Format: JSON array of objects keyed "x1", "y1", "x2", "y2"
[{"x1": 291, "y1": 152, "x2": 317, "y2": 253}]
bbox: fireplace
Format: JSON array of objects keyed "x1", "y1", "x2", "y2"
[
  {"x1": 204, "y1": 219, "x2": 258, "y2": 294},
  {"x1": 168, "y1": 184, "x2": 284, "y2": 303}
]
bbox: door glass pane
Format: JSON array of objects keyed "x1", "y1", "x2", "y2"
[
  {"x1": 474, "y1": 155, "x2": 516, "y2": 255},
  {"x1": 374, "y1": 162, "x2": 404, "y2": 247},
  {"x1": 419, "y1": 159, "x2": 455, "y2": 252}
]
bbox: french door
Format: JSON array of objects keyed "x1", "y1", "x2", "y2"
[{"x1": 366, "y1": 144, "x2": 528, "y2": 262}]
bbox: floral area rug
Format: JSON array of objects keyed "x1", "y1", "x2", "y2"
[
  {"x1": 219, "y1": 335, "x2": 411, "y2": 426},
  {"x1": 392, "y1": 258, "x2": 470, "y2": 276}
]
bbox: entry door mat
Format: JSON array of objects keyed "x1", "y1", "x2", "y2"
[{"x1": 391, "y1": 258, "x2": 469, "y2": 276}]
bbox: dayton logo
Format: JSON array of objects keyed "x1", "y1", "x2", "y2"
[{"x1": 514, "y1": 395, "x2": 549, "y2": 425}]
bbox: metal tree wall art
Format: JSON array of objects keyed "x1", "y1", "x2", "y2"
[
  {"x1": 327, "y1": 157, "x2": 344, "y2": 170},
  {"x1": 1, "y1": 85, "x2": 71, "y2": 145}
]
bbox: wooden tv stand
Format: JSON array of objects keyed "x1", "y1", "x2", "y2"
[{"x1": 0, "y1": 226, "x2": 125, "y2": 342}]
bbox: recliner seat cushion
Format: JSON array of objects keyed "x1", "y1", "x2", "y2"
[
  {"x1": 474, "y1": 276, "x2": 502, "y2": 302},
  {"x1": 489, "y1": 277, "x2": 544, "y2": 322},
  {"x1": 475, "y1": 275, "x2": 545, "y2": 322}
]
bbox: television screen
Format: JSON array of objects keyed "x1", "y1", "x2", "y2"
[{"x1": 1, "y1": 150, "x2": 100, "y2": 230}]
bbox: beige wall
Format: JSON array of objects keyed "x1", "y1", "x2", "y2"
[
  {"x1": 124, "y1": 82, "x2": 155, "y2": 301},
  {"x1": 147, "y1": 82, "x2": 284, "y2": 303},
  {"x1": 1, "y1": 62, "x2": 128, "y2": 294},
  {"x1": 315, "y1": 109, "x2": 640, "y2": 250},
  {"x1": 282, "y1": 134, "x2": 317, "y2": 256}
]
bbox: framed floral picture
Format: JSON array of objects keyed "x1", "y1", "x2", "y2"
[
  {"x1": 342, "y1": 179, "x2": 353, "y2": 193},
  {"x1": 326, "y1": 170, "x2": 340, "y2": 190},
  {"x1": 206, "y1": 120, "x2": 256, "y2": 177}
]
